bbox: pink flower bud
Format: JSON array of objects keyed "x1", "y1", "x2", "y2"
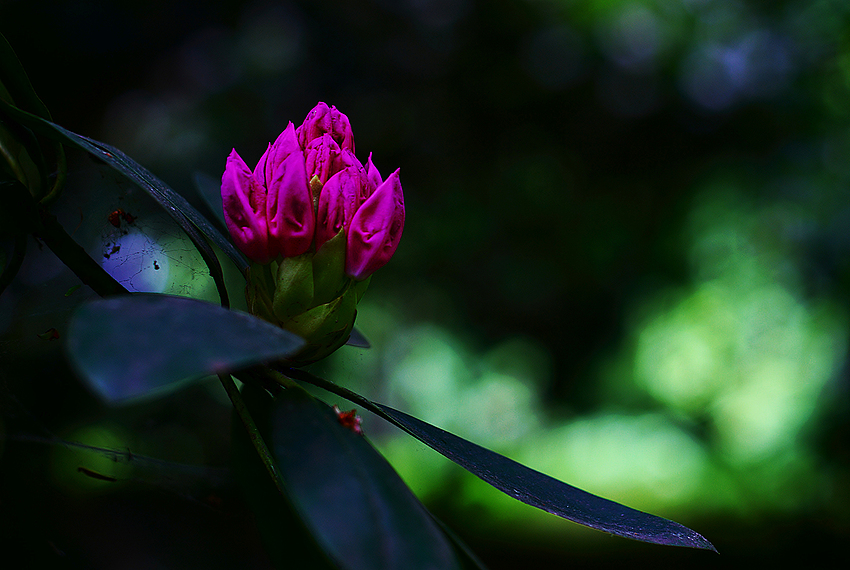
[
  {"x1": 315, "y1": 164, "x2": 369, "y2": 251},
  {"x1": 303, "y1": 134, "x2": 342, "y2": 185},
  {"x1": 345, "y1": 168, "x2": 405, "y2": 280},
  {"x1": 221, "y1": 149, "x2": 276, "y2": 263},
  {"x1": 221, "y1": 123, "x2": 314, "y2": 263},
  {"x1": 263, "y1": 124, "x2": 314, "y2": 257},
  {"x1": 296, "y1": 102, "x2": 355, "y2": 153},
  {"x1": 223, "y1": 102, "x2": 405, "y2": 356},
  {"x1": 364, "y1": 153, "x2": 382, "y2": 191}
]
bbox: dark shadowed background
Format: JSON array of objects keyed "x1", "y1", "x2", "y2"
[{"x1": 2, "y1": 0, "x2": 849, "y2": 568}]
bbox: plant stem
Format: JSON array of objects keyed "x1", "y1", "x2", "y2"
[
  {"x1": 253, "y1": 365, "x2": 299, "y2": 390},
  {"x1": 218, "y1": 373, "x2": 286, "y2": 496}
]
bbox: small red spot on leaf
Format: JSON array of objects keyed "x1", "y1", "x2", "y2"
[
  {"x1": 37, "y1": 327, "x2": 60, "y2": 341},
  {"x1": 108, "y1": 208, "x2": 136, "y2": 228},
  {"x1": 108, "y1": 209, "x2": 124, "y2": 228},
  {"x1": 333, "y1": 405, "x2": 363, "y2": 435}
]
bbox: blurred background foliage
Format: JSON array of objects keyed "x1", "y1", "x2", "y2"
[{"x1": 2, "y1": 0, "x2": 849, "y2": 567}]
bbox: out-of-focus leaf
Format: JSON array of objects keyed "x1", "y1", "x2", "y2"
[
  {"x1": 285, "y1": 369, "x2": 717, "y2": 552},
  {"x1": 0, "y1": 32, "x2": 51, "y2": 118},
  {"x1": 66, "y1": 294, "x2": 303, "y2": 402},
  {"x1": 0, "y1": 235, "x2": 25, "y2": 297},
  {"x1": 269, "y1": 387, "x2": 463, "y2": 570},
  {"x1": 0, "y1": 178, "x2": 38, "y2": 236},
  {"x1": 0, "y1": 33, "x2": 65, "y2": 203}
]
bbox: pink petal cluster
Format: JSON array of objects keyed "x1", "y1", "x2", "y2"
[{"x1": 222, "y1": 103, "x2": 404, "y2": 280}]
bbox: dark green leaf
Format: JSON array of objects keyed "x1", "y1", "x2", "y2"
[
  {"x1": 0, "y1": 234, "x2": 25, "y2": 297},
  {"x1": 67, "y1": 294, "x2": 303, "y2": 402},
  {"x1": 270, "y1": 387, "x2": 463, "y2": 570},
  {"x1": 0, "y1": 100, "x2": 247, "y2": 305},
  {"x1": 285, "y1": 370, "x2": 717, "y2": 552},
  {"x1": 233, "y1": 384, "x2": 337, "y2": 570},
  {"x1": 0, "y1": 33, "x2": 66, "y2": 203},
  {"x1": 192, "y1": 170, "x2": 227, "y2": 228},
  {"x1": 429, "y1": 515, "x2": 490, "y2": 570},
  {"x1": 58, "y1": 129, "x2": 233, "y2": 306},
  {"x1": 0, "y1": 32, "x2": 52, "y2": 118},
  {"x1": 0, "y1": 178, "x2": 38, "y2": 236}
]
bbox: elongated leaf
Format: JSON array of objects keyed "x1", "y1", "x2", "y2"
[
  {"x1": 0, "y1": 32, "x2": 52, "y2": 118},
  {"x1": 0, "y1": 100, "x2": 248, "y2": 303},
  {"x1": 192, "y1": 170, "x2": 228, "y2": 229},
  {"x1": 0, "y1": 33, "x2": 66, "y2": 203},
  {"x1": 58, "y1": 127, "x2": 231, "y2": 306},
  {"x1": 270, "y1": 387, "x2": 462, "y2": 570},
  {"x1": 67, "y1": 294, "x2": 303, "y2": 402},
  {"x1": 233, "y1": 384, "x2": 338, "y2": 570},
  {"x1": 284, "y1": 369, "x2": 716, "y2": 552}
]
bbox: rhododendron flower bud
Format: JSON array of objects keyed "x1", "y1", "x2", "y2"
[
  {"x1": 346, "y1": 168, "x2": 404, "y2": 280},
  {"x1": 296, "y1": 102, "x2": 354, "y2": 153},
  {"x1": 222, "y1": 102, "x2": 404, "y2": 365},
  {"x1": 222, "y1": 123, "x2": 314, "y2": 264}
]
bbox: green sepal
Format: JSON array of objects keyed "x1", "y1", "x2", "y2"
[
  {"x1": 353, "y1": 275, "x2": 371, "y2": 303},
  {"x1": 311, "y1": 229, "x2": 347, "y2": 307},
  {"x1": 273, "y1": 253, "x2": 314, "y2": 320},
  {"x1": 280, "y1": 285, "x2": 358, "y2": 366}
]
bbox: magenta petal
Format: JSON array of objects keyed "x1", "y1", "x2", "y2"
[
  {"x1": 315, "y1": 165, "x2": 366, "y2": 251},
  {"x1": 221, "y1": 149, "x2": 275, "y2": 263},
  {"x1": 329, "y1": 105, "x2": 355, "y2": 152},
  {"x1": 266, "y1": 148, "x2": 314, "y2": 258},
  {"x1": 253, "y1": 143, "x2": 272, "y2": 186},
  {"x1": 304, "y1": 134, "x2": 343, "y2": 184},
  {"x1": 364, "y1": 153, "x2": 383, "y2": 196},
  {"x1": 346, "y1": 169, "x2": 405, "y2": 280},
  {"x1": 262, "y1": 123, "x2": 302, "y2": 187},
  {"x1": 297, "y1": 102, "x2": 355, "y2": 153}
]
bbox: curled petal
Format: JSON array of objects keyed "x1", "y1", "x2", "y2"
[
  {"x1": 297, "y1": 102, "x2": 355, "y2": 153},
  {"x1": 346, "y1": 169, "x2": 405, "y2": 280},
  {"x1": 253, "y1": 143, "x2": 272, "y2": 186},
  {"x1": 315, "y1": 165, "x2": 367, "y2": 251},
  {"x1": 260, "y1": 123, "x2": 302, "y2": 188},
  {"x1": 221, "y1": 149, "x2": 276, "y2": 263},
  {"x1": 364, "y1": 153, "x2": 383, "y2": 196},
  {"x1": 266, "y1": 140, "x2": 315, "y2": 258}
]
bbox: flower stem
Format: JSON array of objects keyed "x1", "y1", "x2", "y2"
[{"x1": 218, "y1": 373, "x2": 286, "y2": 496}]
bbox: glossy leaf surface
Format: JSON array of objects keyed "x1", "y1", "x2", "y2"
[
  {"x1": 286, "y1": 369, "x2": 717, "y2": 552},
  {"x1": 270, "y1": 387, "x2": 462, "y2": 570},
  {"x1": 67, "y1": 294, "x2": 303, "y2": 402},
  {"x1": 0, "y1": 100, "x2": 247, "y2": 306}
]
